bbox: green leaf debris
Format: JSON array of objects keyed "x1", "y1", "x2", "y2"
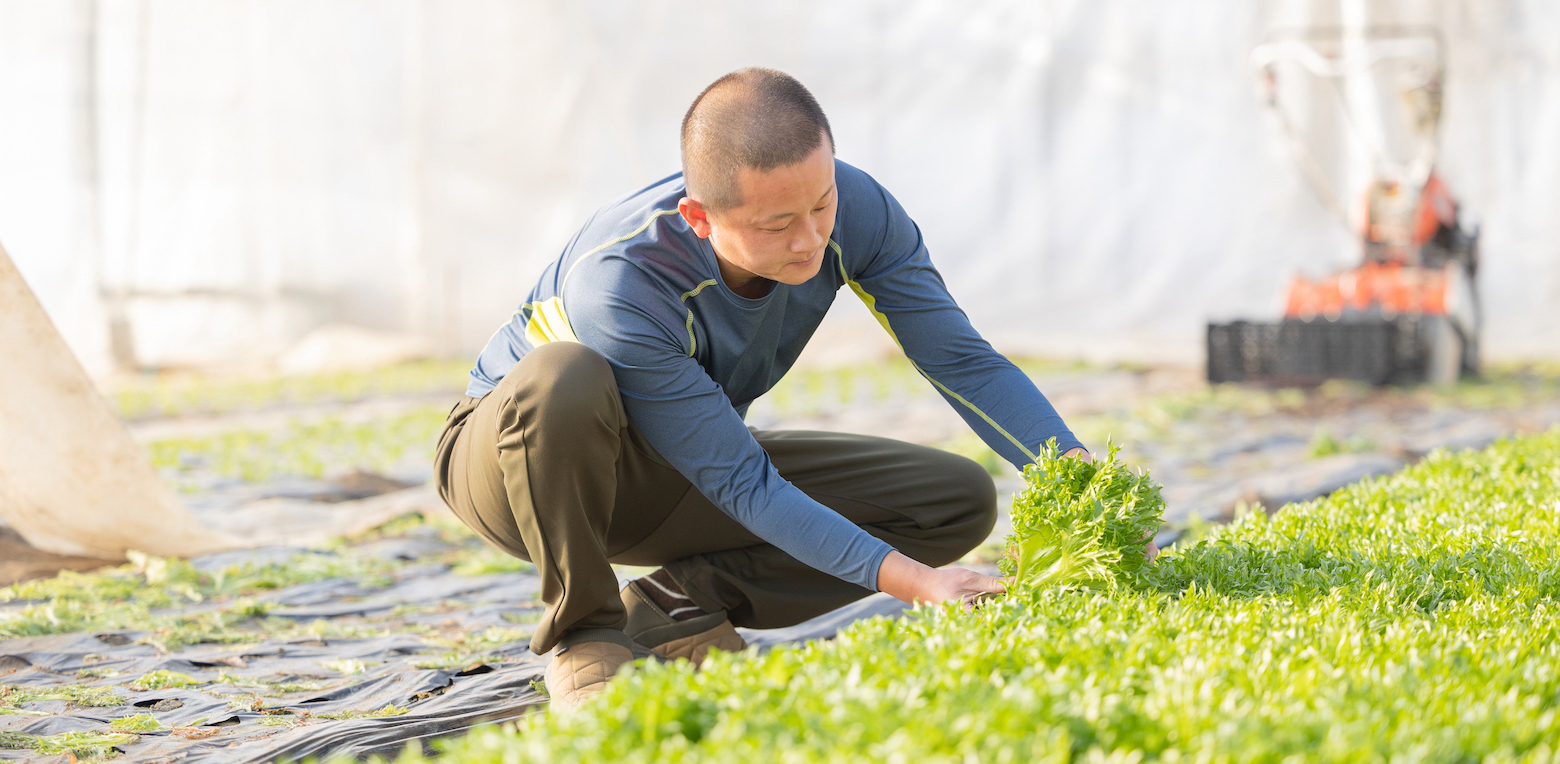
[
  {"x1": 0, "y1": 730, "x2": 138, "y2": 758},
  {"x1": 109, "y1": 712, "x2": 170, "y2": 732},
  {"x1": 130, "y1": 669, "x2": 198, "y2": 691},
  {"x1": 1, "y1": 683, "x2": 125, "y2": 710}
]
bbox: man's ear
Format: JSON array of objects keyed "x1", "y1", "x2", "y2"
[{"x1": 678, "y1": 197, "x2": 714, "y2": 239}]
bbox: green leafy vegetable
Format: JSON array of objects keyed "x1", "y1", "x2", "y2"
[
  {"x1": 1001, "y1": 439, "x2": 1164, "y2": 590},
  {"x1": 374, "y1": 430, "x2": 1560, "y2": 762}
]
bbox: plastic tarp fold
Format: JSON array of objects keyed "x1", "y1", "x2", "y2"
[{"x1": 0, "y1": 241, "x2": 239, "y2": 559}]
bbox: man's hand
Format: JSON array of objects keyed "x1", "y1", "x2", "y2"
[
  {"x1": 876, "y1": 551, "x2": 1005, "y2": 609},
  {"x1": 876, "y1": 448, "x2": 1153, "y2": 609}
]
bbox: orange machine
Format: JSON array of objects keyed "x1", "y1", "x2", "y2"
[
  {"x1": 1209, "y1": 25, "x2": 1479, "y2": 386},
  {"x1": 1285, "y1": 172, "x2": 1468, "y2": 322}
]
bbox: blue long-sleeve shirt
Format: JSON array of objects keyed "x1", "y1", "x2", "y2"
[{"x1": 466, "y1": 159, "x2": 1083, "y2": 591}]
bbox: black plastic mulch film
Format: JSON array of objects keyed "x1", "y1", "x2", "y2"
[{"x1": 0, "y1": 550, "x2": 906, "y2": 763}]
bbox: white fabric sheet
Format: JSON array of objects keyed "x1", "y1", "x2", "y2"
[{"x1": 1, "y1": 0, "x2": 1555, "y2": 375}]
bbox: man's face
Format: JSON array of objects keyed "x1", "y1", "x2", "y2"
[{"x1": 682, "y1": 139, "x2": 837, "y2": 292}]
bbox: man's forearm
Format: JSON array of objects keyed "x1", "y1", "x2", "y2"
[{"x1": 876, "y1": 551, "x2": 937, "y2": 604}]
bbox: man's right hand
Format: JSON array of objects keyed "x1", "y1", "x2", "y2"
[{"x1": 877, "y1": 550, "x2": 1005, "y2": 609}]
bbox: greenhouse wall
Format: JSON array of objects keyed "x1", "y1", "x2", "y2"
[{"x1": 1, "y1": 0, "x2": 1555, "y2": 375}]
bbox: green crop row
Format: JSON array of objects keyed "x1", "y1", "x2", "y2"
[
  {"x1": 751, "y1": 357, "x2": 1094, "y2": 420},
  {"x1": 386, "y1": 429, "x2": 1560, "y2": 763},
  {"x1": 0, "y1": 547, "x2": 401, "y2": 647},
  {"x1": 1069, "y1": 364, "x2": 1560, "y2": 463},
  {"x1": 145, "y1": 405, "x2": 448, "y2": 487},
  {"x1": 107, "y1": 359, "x2": 472, "y2": 420}
]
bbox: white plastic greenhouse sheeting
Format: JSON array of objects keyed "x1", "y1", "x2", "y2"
[{"x1": 1, "y1": 0, "x2": 1556, "y2": 376}]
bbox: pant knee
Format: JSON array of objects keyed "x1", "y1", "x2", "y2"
[
  {"x1": 965, "y1": 462, "x2": 999, "y2": 541},
  {"x1": 506, "y1": 342, "x2": 620, "y2": 429},
  {"x1": 914, "y1": 451, "x2": 999, "y2": 565}
]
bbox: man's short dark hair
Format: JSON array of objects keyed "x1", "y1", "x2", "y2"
[{"x1": 680, "y1": 68, "x2": 835, "y2": 213}]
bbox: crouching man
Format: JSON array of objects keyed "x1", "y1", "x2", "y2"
[{"x1": 434, "y1": 68, "x2": 1100, "y2": 709}]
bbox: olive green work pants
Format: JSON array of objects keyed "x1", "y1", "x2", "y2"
[{"x1": 434, "y1": 342, "x2": 997, "y2": 655}]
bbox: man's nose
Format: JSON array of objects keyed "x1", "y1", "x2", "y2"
[{"x1": 793, "y1": 218, "x2": 823, "y2": 252}]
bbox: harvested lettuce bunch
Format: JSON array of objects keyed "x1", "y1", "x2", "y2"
[{"x1": 1000, "y1": 439, "x2": 1165, "y2": 590}]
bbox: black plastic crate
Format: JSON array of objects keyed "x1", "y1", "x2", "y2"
[{"x1": 1207, "y1": 319, "x2": 1420, "y2": 386}]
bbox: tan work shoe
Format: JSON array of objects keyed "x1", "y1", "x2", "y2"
[
  {"x1": 621, "y1": 579, "x2": 747, "y2": 667},
  {"x1": 649, "y1": 618, "x2": 745, "y2": 665},
  {"x1": 544, "y1": 640, "x2": 632, "y2": 710}
]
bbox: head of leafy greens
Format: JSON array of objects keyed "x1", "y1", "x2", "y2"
[{"x1": 1001, "y1": 439, "x2": 1165, "y2": 591}]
